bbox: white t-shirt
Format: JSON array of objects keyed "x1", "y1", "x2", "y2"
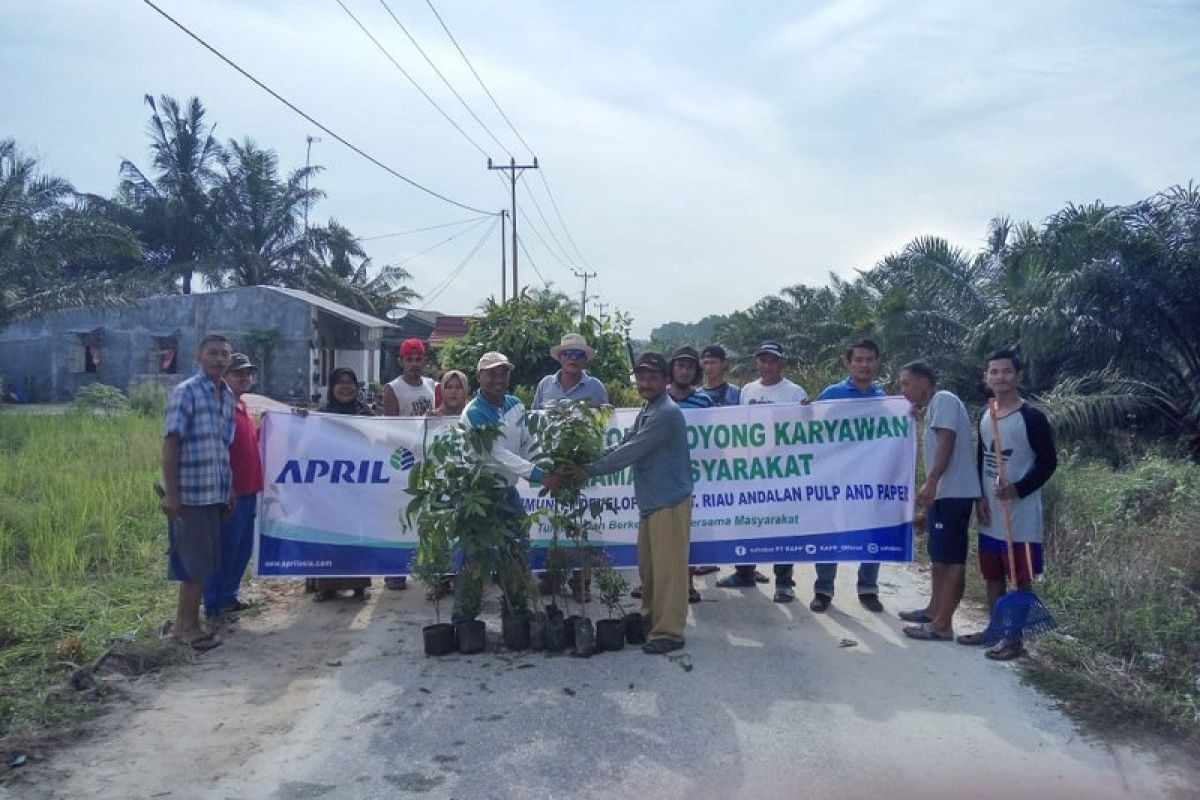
[
  {"x1": 740, "y1": 378, "x2": 808, "y2": 405},
  {"x1": 387, "y1": 375, "x2": 436, "y2": 416},
  {"x1": 925, "y1": 390, "x2": 980, "y2": 500}
]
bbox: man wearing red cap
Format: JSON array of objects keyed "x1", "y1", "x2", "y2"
[{"x1": 382, "y1": 338, "x2": 436, "y2": 589}]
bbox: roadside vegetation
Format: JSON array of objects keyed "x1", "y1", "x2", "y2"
[{"x1": 0, "y1": 405, "x2": 173, "y2": 742}]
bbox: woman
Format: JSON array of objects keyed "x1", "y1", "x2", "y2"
[
  {"x1": 310, "y1": 368, "x2": 374, "y2": 602},
  {"x1": 421, "y1": 369, "x2": 470, "y2": 601}
]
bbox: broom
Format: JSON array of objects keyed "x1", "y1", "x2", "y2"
[{"x1": 982, "y1": 398, "x2": 1056, "y2": 646}]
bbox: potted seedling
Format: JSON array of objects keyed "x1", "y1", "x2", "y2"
[
  {"x1": 526, "y1": 400, "x2": 610, "y2": 657},
  {"x1": 410, "y1": 525, "x2": 455, "y2": 657},
  {"x1": 593, "y1": 557, "x2": 629, "y2": 652},
  {"x1": 406, "y1": 422, "x2": 520, "y2": 655}
]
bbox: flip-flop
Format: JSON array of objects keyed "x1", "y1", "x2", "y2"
[
  {"x1": 903, "y1": 624, "x2": 953, "y2": 641},
  {"x1": 898, "y1": 609, "x2": 932, "y2": 623},
  {"x1": 752, "y1": 571, "x2": 770, "y2": 584},
  {"x1": 187, "y1": 637, "x2": 223, "y2": 652},
  {"x1": 985, "y1": 642, "x2": 1025, "y2": 661},
  {"x1": 956, "y1": 631, "x2": 987, "y2": 646}
]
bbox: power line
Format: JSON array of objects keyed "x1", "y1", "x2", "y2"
[
  {"x1": 516, "y1": 233, "x2": 550, "y2": 287},
  {"x1": 361, "y1": 215, "x2": 490, "y2": 241},
  {"x1": 376, "y1": 0, "x2": 515, "y2": 160},
  {"x1": 420, "y1": 215, "x2": 498, "y2": 307},
  {"x1": 141, "y1": 0, "x2": 493, "y2": 216},
  {"x1": 424, "y1": 0, "x2": 535, "y2": 157},
  {"x1": 520, "y1": 181, "x2": 579, "y2": 271},
  {"x1": 390, "y1": 216, "x2": 492, "y2": 266},
  {"x1": 516, "y1": 200, "x2": 576, "y2": 273},
  {"x1": 333, "y1": 0, "x2": 491, "y2": 160},
  {"x1": 537, "y1": 170, "x2": 591, "y2": 270}
]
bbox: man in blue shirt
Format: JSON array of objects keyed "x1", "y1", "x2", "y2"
[
  {"x1": 699, "y1": 345, "x2": 741, "y2": 407},
  {"x1": 532, "y1": 333, "x2": 609, "y2": 410},
  {"x1": 811, "y1": 338, "x2": 888, "y2": 614}
]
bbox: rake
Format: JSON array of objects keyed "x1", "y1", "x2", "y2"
[{"x1": 982, "y1": 398, "x2": 1056, "y2": 646}]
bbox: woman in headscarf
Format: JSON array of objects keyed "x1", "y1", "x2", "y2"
[
  {"x1": 310, "y1": 368, "x2": 374, "y2": 602},
  {"x1": 420, "y1": 369, "x2": 471, "y2": 601}
]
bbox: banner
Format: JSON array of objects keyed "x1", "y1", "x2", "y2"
[{"x1": 254, "y1": 396, "x2": 916, "y2": 577}]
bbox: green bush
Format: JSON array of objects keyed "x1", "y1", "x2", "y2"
[{"x1": 71, "y1": 383, "x2": 130, "y2": 414}]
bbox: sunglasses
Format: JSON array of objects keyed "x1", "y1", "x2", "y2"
[{"x1": 560, "y1": 349, "x2": 588, "y2": 359}]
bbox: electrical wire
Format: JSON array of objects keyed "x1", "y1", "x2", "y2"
[
  {"x1": 520, "y1": 180, "x2": 579, "y2": 270},
  {"x1": 333, "y1": 0, "x2": 491, "y2": 160},
  {"x1": 537, "y1": 170, "x2": 591, "y2": 269},
  {"x1": 516, "y1": 231, "x2": 550, "y2": 287},
  {"x1": 361, "y1": 215, "x2": 490, "y2": 241},
  {"x1": 391, "y1": 216, "x2": 492, "y2": 266},
  {"x1": 141, "y1": 0, "x2": 492, "y2": 216},
  {"x1": 420, "y1": 215, "x2": 498, "y2": 307},
  {"x1": 376, "y1": 0, "x2": 515, "y2": 161}
]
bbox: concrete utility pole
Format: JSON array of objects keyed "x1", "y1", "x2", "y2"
[
  {"x1": 499, "y1": 209, "x2": 508, "y2": 301},
  {"x1": 487, "y1": 157, "x2": 538, "y2": 301},
  {"x1": 574, "y1": 270, "x2": 597, "y2": 326}
]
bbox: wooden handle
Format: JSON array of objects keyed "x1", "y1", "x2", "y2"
[{"x1": 989, "y1": 399, "x2": 1019, "y2": 588}]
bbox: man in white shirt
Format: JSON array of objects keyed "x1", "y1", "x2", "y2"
[
  {"x1": 381, "y1": 337, "x2": 436, "y2": 589},
  {"x1": 715, "y1": 341, "x2": 809, "y2": 602}
]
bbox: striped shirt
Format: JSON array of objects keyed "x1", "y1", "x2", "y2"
[
  {"x1": 163, "y1": 370, "x2": 236, "y2": 506},
  {"x1": 671, "y1": 389, "x2": 714, "y2": 410}
]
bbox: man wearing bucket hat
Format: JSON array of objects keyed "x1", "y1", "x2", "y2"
[
  {"x1": 532, "y1": 332, "x2": 609, "y2": 410},
  {"x1": 455, "y1": 351, "x2": 564, "y2": 622},
  {"x1": 531, "y1": 333, "x2": 609, "y2": 601},
  {"x1": 572, "y1": 352, "x2": 693, "y2": 655}
]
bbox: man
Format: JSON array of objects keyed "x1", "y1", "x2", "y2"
[
  {"x1": 160, "y1": 334, "x2": 236, "y2": 651},
  {"x1": 715, "y1": 341, "x2": 809, "y2": 602},
  {"x1": 382, "y1": 337, "x2": 436, "y2": 589},
  {"x1": 958, "y1": 348, "x2": 1057, "y2": 660},
  {"x1": 665, "y1": 346, "x2": 711, "y2": 603},
  {"x1": 896, "y1": 361, "x2": 981, "y2": 641},
  {"x1": 531, "y1": 333, "x2": 609, "y2": 601},
  {"x1": 456, "y1": 352, "x2": 563, "y2": 622},
  {"x1": 699, "y1": 344, "x2": 741, "y2": 407},
  {"x1": 532, "y1": 332, "x2": 609, "y2": 409},
  {"x1": 811, "y1": 338, "x2": 888, "y2": 613},
  {"x1": 575, "y1": 352, "x2": 693, "y2": 655},
  {"x1": 202, "y1": 353, "x2": 263, "y2": 620}
]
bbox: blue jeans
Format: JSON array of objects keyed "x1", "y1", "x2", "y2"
[
  {"x1": 813, "y1": 562, "x2": 880, "y2": 597},
  {"x1": 203, "y1": 495, "x2": 257, "y2": 616}
]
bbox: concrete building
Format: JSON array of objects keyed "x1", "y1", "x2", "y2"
[{"x1": 0, "y1": 286, "x2": 399, "y2": 402}]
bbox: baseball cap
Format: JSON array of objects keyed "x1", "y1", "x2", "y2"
[
  {"x1": 476, "y1": 351, "x2": 514, "y2": 371},
  {"x1": 399, "y1": 338, "x2": 426, "y2": 358},
  {"x1": 755, "y1": 340, "x2": 785, "y2": 358},
  {"x1": 226, "y1": 352, "x2": 256, "y2": 372},
  {"x1": 700, "y1": 345, "x2": 727, "y2": 361},
  {"x1": 670, "y1": 345, "x2": 700, "y2": 364},
  {"x1": 633, "y1": 352, "x2": 669, "y2": 376}
]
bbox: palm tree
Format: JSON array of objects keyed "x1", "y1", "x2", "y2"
[
  {"x1": 209, "y1": 138, "x2": 321, "y2": 288},
  {"x1": 1, "y1": 139, "x2": 143, "y2": 328},
  {"x1": 118, "y1": 94, "x2": 223, "y2": 294},
  {"x1": 305, "y1": 218, "x2": 419, "y2": 314}
]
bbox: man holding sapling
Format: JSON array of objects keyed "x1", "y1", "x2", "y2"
[
  {"x1": 456, "y1": 351, "x2": 564, "y2": 622},
  {"x1": 566, "y1": 352, "x2": 693, "y2": 655},
  {"x1": 160, "y1": 334, "x2": 237, "y2": 651}
]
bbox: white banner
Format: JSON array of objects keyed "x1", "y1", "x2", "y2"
[{"x1": 255, "y1": 397, "x2": 916, "y2": 577}]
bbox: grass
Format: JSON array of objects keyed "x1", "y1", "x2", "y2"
[
  {"x1": 1025, "y1": 450, "x2": 1200, "y2": 746},
  {"x1": 0, "y1": 408, "x2": 174, "y2": 740}
]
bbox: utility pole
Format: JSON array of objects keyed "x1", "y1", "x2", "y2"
[
  {"x1": 488, "y1": 157, "x2": 538, "y2": 301},
  {"x1": 499, "y1": 210, "x2": 507, "y2": 301},
  {"x1": 593, "y1": 299, "x2": 609, "y2": 325},
  {"x1": 574, "y1": 270, "x2": 597, "y2": 326},
  {"x1": 302, "y1": 135, "x2": 321, "y2": 291}
]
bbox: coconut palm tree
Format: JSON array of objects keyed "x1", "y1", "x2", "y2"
[{"x1": 118, "y1": 94, "x2": 223, "y2": 294}]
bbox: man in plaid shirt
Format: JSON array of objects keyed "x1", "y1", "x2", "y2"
[{"x1": 161, "y1": 334, "x2": 236, "y2": 650}]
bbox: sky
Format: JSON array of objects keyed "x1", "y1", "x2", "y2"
[{"x1": 3, "y1": 0, "x2": 1199, "y2": 337}]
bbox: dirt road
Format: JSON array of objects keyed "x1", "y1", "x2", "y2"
[{"x1": 6, "y1": 565, "x2": 1198, "y2": 800}]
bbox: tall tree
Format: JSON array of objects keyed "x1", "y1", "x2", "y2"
[{"x1": 118, "y1": 94, "x2": 222, "y2": 294}]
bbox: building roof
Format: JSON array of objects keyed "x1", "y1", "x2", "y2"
[
  {"x1": 428, "y1": 314, "x2": 474, "y2": 347},
  {"x1": 259, "y1": 286, "x2": 396, "y2": 330}
]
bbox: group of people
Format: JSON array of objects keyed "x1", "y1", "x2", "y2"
[{"x1": 158, "y1": 329, "x2": 1056, "y2": 661}]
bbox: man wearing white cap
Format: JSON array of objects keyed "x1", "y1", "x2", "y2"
[
  {"x1": 454, "y1": 352, "x2": 563, "y2": 621},
  {"x1": 532, "y1": 333, "x2": 609, "y2": 410}
]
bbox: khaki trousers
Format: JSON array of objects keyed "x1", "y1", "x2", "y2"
[{"x1": 638, "y1": 498, "x2": 692, "y2": 642}]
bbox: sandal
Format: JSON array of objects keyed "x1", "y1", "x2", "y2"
[
  {"x1": 753, "y1": 570, "x2": 770, "y2": 584},
  {"x1": 985, "y1": 641, "x2": 1025, "y2": 661},
  {"x1": 898, "y1": 609, "x2": 932, "y2": 623},
  {"x1": 903, "y1": 623, "x2": 953, "y2": 641},
  {"x1": 688, "y1": 588, "x2": 702, "y2": 604},
  {"x1": 692, "y1": 566, "x2": 720, "y2": 576},
  {"x1": 641, "y1": 638, "x2": 684, "y2": 655},
  {"x1": 956, "y1": 631, "x2": 987, "y2": 646}
]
